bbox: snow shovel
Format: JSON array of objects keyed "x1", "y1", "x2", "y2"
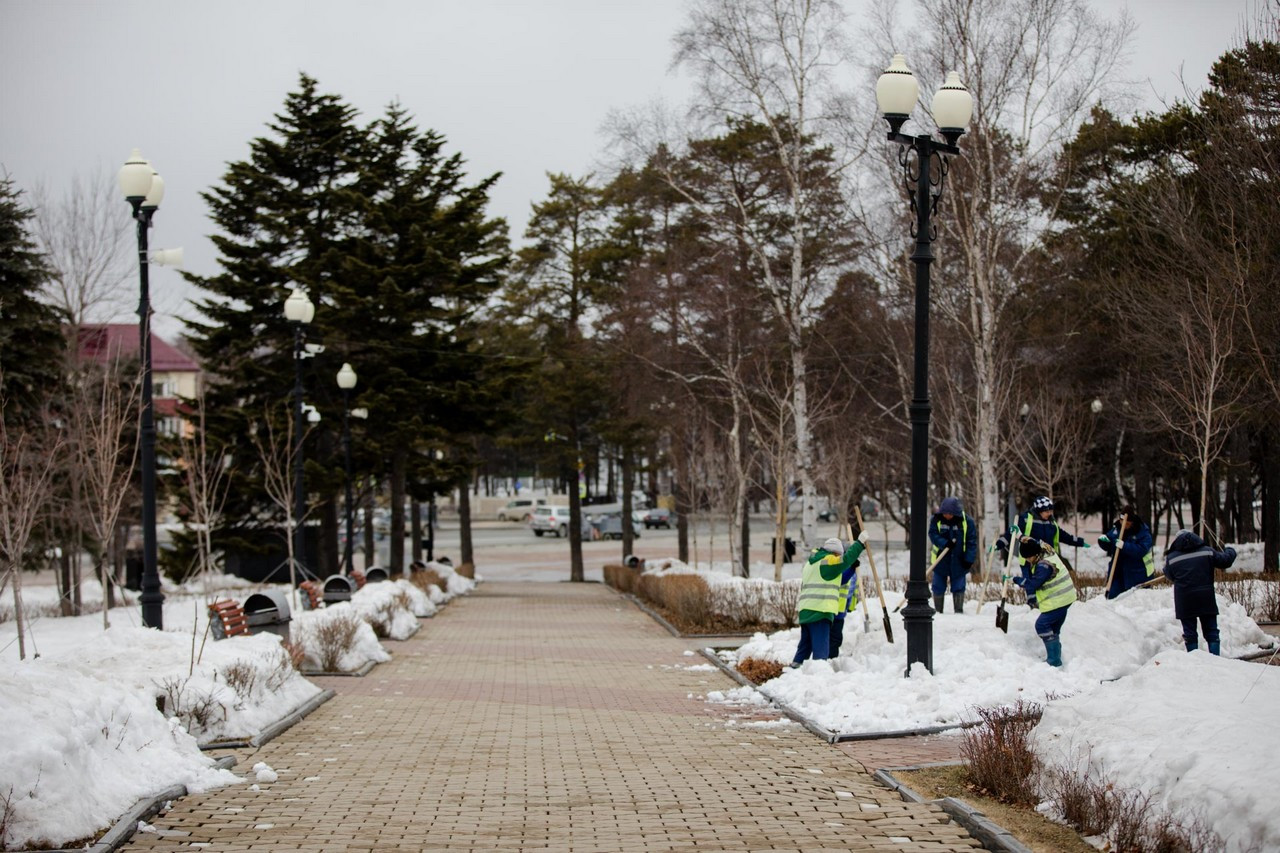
[
  {"x1": 994, "y1": 531, "x2": 1022, "y2": 633},
  {"x1": 854, "y1": 506, "x2": 893, "y2": 643},
  {"x1": 1103, "y1": 513, "x2": 1129, "y2": 597},
  {"x1": 894, "y1": 546, "x2": 951, "y2": 613}
]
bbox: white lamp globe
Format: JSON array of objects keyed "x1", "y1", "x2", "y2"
[
  {"x1": 931, "y1": 71, "x2": 973, "y2": 138},
  {"x1": 337, "y1": 363, "x2": 358, "y2": 390},
  {"x1": 876, "y1": 54, "x2": 919, "y2": 122},
  {"x1": 118, "y1": 149, "x2": 153, "y2": 200},
  {"x1": 283, "y1": 288, "x2": 315, "y2": 324}
]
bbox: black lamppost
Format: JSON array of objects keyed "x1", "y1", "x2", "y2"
[
  {"x1": 117, "y1": 149, "x2": 167, "y2": 629},
  {"x1": 876, "y1": 55, "x2": 973, "y2": 675},
  {"x1": 283, "y1": 288, "x2": 315, "y2": 578},
  {"x1": 335, "y1": 362, "x2": 363, "y2": 573}
]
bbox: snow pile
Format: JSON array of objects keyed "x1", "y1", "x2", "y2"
[
  {"x1": 720, "y1": 587, "x2": 1271, "y2": 734},
  {"x1": 291, "y1": 602, "x2": 390, "y2": 672},
  {"x1": 0, "y1": 643, "x2": 243, "y2": 849},
  {"x1": 394, "y1": 578, "x2": 438, "y2": 617},
  {"x1": 349, "y1": 581, "x2": 421, "y2": 639},
  {"x1": 427, "y1": 561, "x2": 476, "y2": 600},
  {"x1": 1031, "y1": 649, "x2": 1280, "y2": 853}
]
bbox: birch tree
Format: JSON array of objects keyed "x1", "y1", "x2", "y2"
[{"x1": 666, "y1": 0, "x2": 860, "y2": 549}]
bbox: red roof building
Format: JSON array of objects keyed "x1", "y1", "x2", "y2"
[{"x1": 76, "y1": 324, "x2": 201, "y2": 432}]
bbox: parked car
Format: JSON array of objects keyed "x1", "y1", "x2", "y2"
[
  {"x1": 529, "y1": 506, "x2": 573, "y2": 538},
  {"x1": 498, "y1": 498, "x2": 546, "y2": 522},
  {"x1": 594, "y1": 511, "x2": 641, "y2": 540},
  {"x1": 642, "y1": 507, "x2": 675, "y2": 529}
]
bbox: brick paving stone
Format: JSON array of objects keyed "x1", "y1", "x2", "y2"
[{"x1": 119, "y1": 581, "x2": 981, "y2": 851}]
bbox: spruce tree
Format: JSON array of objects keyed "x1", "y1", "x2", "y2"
[{"x1": 0, "y1": 177, "x2": 66, "y2": 424}]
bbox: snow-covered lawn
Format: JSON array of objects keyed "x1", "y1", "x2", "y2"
[{"x1": 0, "y1": 565, "x2": 478, "y2": 849}]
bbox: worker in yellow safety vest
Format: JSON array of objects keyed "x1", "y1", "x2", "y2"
[
  {"x1": 790, "y1": 532, "x2": 868, "y2": 667},
  {"x1": 1011, "y1": 537, "x2": 1077, "y2": 667}
]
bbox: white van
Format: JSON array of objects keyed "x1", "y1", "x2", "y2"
[{"x1": 497, "y1": 498, "x2": 546, "y2": 522}]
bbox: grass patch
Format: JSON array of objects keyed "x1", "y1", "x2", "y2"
[{"x1": 892, "y1": 765, "x2": 1096, "y2": 853}]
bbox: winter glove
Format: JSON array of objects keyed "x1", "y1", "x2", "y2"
[
  {"x1": 858, "y1": 530, "x2": 870, "y2": 545},
  {"x1": 1081, "y1": 542, "x2": 1092, "y2": 549},
  {"x1": 1098, "y1": 534, "x2": 1110, "y2": 545}
]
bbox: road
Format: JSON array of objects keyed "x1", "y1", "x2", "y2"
[{"x1": 369, "y1": 513, "x2": 911, "y2": 582}]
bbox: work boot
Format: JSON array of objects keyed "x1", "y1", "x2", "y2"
[
  {"x1": 1184, "y1": 639, "x2": 1198, "y2": 652},
  {"x1": 1043, "y1": 637, "x2": 1063, "y2": 667},
  {"x1": 952, "y1": 593, "x2": 965, "y2": 614},
  {"x1": 1208, "y1": 641, "x2": 1221, "y2": 656},
  {"x1": 933, "y1": 595, "x2": 945, "y2": 613}
]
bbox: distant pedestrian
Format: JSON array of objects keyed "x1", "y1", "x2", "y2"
[
  {"x1": 828, "y1": 556, "x2": 861, "y2": 657},
  {"x1": 1099, "y1": 507, "x2": 1156, "y2": 598},
  {"x1": 927, "y1": 496, "x2": 978, "y2": 613},
  {"x1": 791, "y1": 532, "x2": 868, "y2": 667},
  {"x1": 1012, "y1": 537, "x2": 1077, "y2": 667},
  {"x1": 1163, "y1": 529, "x2": 1237, "y2": 655}
]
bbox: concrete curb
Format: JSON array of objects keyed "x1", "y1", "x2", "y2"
[
  {"x1": 874, "y1": 765, "x2": 1034, "y2": 853},
  {"x1": 696, "y1": 648, "x2": 838, "y2": 743},
  {"x1": 33, "y1": 756, "x2": 237, "y2": 853},
  {"x1": 200, "y1": 689, "x2": 335, "y2": 751}
]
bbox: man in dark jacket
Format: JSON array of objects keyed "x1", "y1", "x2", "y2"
[
  {"x1": 995, "y1": 495, "x2": 1088, "y2": 607},
  {"x1": 1163, "y1": 529, "x2": 1236, "y2": 655},
  {"x1": 1099, "y1": 507, "x2": 1156, "y2": 598},
  {"x1": 927, "y1": 496, "x2": 979, "y2": 613}
]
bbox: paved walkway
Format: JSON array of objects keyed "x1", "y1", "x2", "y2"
[{"x1": 123, "y1": 582, "x2": 982, "y2": 852}]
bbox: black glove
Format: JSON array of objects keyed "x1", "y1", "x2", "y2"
[{"x1": 961, "y1": 560, "x2": 972, "y2": 573}]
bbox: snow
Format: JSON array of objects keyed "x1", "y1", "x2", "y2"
[
  {"x1": 1031, "y1": 650, "x2": 1280, "y2": 853},
  {"x1": 0, "y1": 569, "x2": 478, "y2": 848}
]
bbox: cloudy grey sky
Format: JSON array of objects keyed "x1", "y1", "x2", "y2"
[{"x1": 0, "y1": 0, "x2": 1257, "y2": 339}]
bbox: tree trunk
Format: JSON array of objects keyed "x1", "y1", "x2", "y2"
[
  {"x1": 58, "y1": 546, "x2": 72, "y2": 616},
  {"x1": 1263, "y1": 429, "x2": 1279, "y2": 573},
  {"x1": 622, "y1": 450, "x2": 635, "y2": 559},
  {"x1": 319, "y1": 495, "x2": 338, "y2": 578},
  {"x1": 362, "y1": 481, "x2": 375, "y2": 570},
  {"x1": 459, "y1": 470, "x2": 474, "y2": 567},
  {"x1": 411, "y1": 498, "x2": 423, "y2": 564},
  {"x1": 390, "y1": 450, "x2": 406, "y2": 573}
]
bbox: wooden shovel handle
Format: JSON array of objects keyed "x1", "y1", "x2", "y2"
[
  {"x1": 1103, "y1": 513, "x2": 1129, "y2": 593},
  {"x1": 853, "y1": 506, "x2": 889, "y2": 612}
]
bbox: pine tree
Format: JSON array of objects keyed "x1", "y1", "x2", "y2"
[{"x1": 0, "y1": 177, "x2": 66, "y2": 424}]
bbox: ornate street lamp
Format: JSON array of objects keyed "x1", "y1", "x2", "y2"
[
  {"x1": 877, "y1": 56, "x2": 973, "y2": 675},
  {"x1": 117, "y1": 149, "x2": 167, "y2": 629},
  {"x1": 283, "y1": 288, "x2": 315, "y2": 578}
]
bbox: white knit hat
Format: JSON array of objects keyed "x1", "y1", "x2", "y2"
[{"x1": 822, "y1": 537, "x2": 843, "y2": 553}]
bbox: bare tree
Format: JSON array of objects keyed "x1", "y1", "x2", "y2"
[
  {"x1": 31, "y1": 169, "x2": 133, "y2": 327},
  {"x1": 0, "y1": 396, "x2": 66, "y2": 660},
  {"x1": 628, "y1": 0, "x2": 862, "y2": 549},
  {"x1": 177, "y1": 379, "x2": 234, "y2": 584},
  {"x1": 70, "y1": 359, "x2": 141, "y2": 626},
  {"x1": 248, "y1": 403, "x2": 311, "y2": 607}
]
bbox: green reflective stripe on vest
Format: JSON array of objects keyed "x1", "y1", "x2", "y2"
[
  {"x1": 1035, "y1": 554, "x2": 1077, "y2": 611},
  {"x1": 931, "y1": 515, "x2": 967, "y2": 564},
  {"x1": 1143, "y1": 549, "x2": 1156, "y2": 578},
  {"x1": 798, "y1": 554, "x2": 842, "y2": 614}
]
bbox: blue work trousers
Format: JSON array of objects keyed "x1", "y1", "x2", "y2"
[{"x1": 793, "y1": 619, "x2": 832, "y2": 663}]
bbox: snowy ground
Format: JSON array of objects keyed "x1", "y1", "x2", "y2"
[
  {"x1": 692, "y1": 551, "x2": 1278, "y2": 853},
  {"x1": 0, "y1": 564, "x2": 476, "y2": 849}
]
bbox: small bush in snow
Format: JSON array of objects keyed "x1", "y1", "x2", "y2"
[
  {"x1": 737, "y1": 657, "x2": 783, "y2": 684},
  {"x1": 156, "y1": 676, "x2": 227, "y2": 735},
  {"x1": 960, "y1": 700, "x2": 1043, "y2": 806},
  {"x1": 219, "y1": 660, "x2": 257, "y2": 702},
  {"x1": 638, "y1": 573, "x2": 711, "y2": 625},
  {"x1": 311, "y1": 610, "x2": 363, "y2": 671}
]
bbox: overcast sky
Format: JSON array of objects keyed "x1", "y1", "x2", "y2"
[{"x1": 0, "y1": 0, "x2": 1258, "y2": 339}]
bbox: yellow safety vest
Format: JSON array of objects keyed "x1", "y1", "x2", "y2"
[
  {"x1": 798, "y1": 554, "x2": 843, "y2": 615},
  {"x1": 838, "y1": 574, "x2": 859, "y2": 613},
  {"x1": 1019, "y1": 514, "x2": 1061, "y2": 567},
  {"x1": 1034, "y1": 553, "x2": 1077, "y2": 612},
  {"x1": 931, "y1": 515, "x2": 967, "y2": 565}
]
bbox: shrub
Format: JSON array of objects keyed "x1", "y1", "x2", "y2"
[
  {"x1": 410, "y1": 569, "x2": 446, "y2": 594},
  {"x1": 960, "y1": 700, "x2": 1043, "y2": 805},
  {"x1": 156, "y1": 676, "x2": 227, "y2": 735},
  {"x1": 280, "y1": 640, "x2": 306, "y2": 671},
  {"x1": 769, "y1": 580, "x2": 801, "y2": 627},
  {"x1": 638, "y1": 573, "x2": 712, "y2": 625},
  {"x1": 313, "y1": 611, "x2": 363, "y2": 671},
  {"x1": 737, "y1": 657, "x2": 784, "y2": 684},
  {"x1": 219, "y1": 659, "x2": 258, "y2": 702}
]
